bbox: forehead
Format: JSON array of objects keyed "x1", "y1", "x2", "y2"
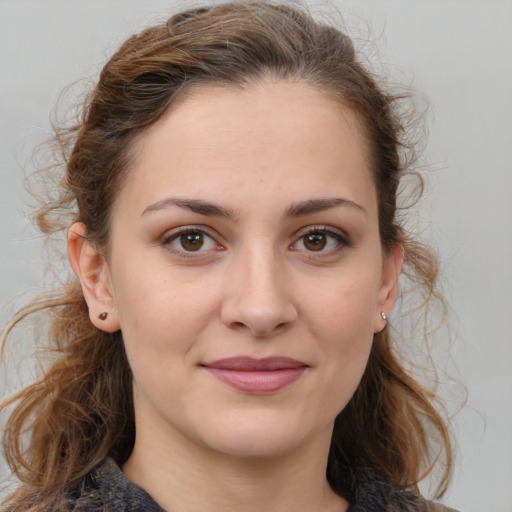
[
  {"x1": 118, "y1": 80, "x2": 375, "y2": 217},
  {"x1": 135, "y1": 80, "x2": 369, "y2": 156}
]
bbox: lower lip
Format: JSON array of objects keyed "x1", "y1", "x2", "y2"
[{"x1": 204, "y1": 367, "x2": 307, "y2": 393}]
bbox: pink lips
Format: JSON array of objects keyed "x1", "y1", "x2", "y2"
[{"x1": 202, "y1": 357, "x2": 308, "y2": 393}]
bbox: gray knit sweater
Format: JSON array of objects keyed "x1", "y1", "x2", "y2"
[{"x1": 68, "y1": 458, "x2": 457, "y2": 512}]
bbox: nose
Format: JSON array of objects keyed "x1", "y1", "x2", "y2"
[{"x1": 220, "y1": 246, "x2": 298, "y2": 338}]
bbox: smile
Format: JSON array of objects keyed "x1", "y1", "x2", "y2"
[{"x1": 201, "y1": 357, "x2": 309, "y2": 393}]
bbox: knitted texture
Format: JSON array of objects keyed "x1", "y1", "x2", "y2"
[{"x1": 67, "y1": 458, "x2": 456, "y2": 512}]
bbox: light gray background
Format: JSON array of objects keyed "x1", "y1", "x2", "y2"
[{"x1": 1, "y1": 1, "x2": 511, "y2": 510}]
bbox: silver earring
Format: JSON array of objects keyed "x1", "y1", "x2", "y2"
[
  {"x1": 381, "y1": 312, "x2": 387, "y2": 322},
  {"x1": 98, "y1": 312, "x2": 108, "y2": 320}
]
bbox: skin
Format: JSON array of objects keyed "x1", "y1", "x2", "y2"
[{"x1": 68, "y1": 80, "x2": 403, "y2": 512}]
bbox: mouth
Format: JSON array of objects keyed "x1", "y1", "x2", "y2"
[{"x1": 201, "y1": 357, "x2": 309, "y2": 393}]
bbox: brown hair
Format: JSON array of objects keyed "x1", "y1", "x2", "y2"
[{"x1": 1, "y1": 2, "x2": 452, "y2": 509}]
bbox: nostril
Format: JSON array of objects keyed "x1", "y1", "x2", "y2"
[{"x1": 220, "y1": 293, "x2": 298, "y2": 338}]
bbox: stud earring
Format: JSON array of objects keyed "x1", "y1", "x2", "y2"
[
  {"x1": 381, "y1": 312, "x2": 387, "y2": 322},
  {"x1": 98, "y1": 312, "x2": 108, "y2": 320}
]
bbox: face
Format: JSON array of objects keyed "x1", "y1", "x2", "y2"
[{"x1": 73, "y1": 81, "x2": 401, "y2": 460}]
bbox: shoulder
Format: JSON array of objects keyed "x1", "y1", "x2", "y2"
[
  {"x1": 345, "y1": 463, "x2": 460, "y2": 512},
  {"x1": 426, "y1": 504, "x2": 460, "y2": 512},
  {"x1": 68, "y1": 458, "x2": 164, "y2": 512},
  {"x1": 348, "y1": 488, "x2": 459, "y2": 512}
]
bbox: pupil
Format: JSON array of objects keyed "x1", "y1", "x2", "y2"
[
  {"x1": 305, "y1": 233, "x2": 326, "y2": 251},
  {"x1": 181, "y1": 232, "x2": 203, "y2": 251}
]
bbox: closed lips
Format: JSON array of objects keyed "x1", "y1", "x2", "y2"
[
  {"x1": 201, "y1": 357, "x2": 309, "y2": 393},
  {"x1": 202, "y1": 356, "x2": 308, "y2": 371}
]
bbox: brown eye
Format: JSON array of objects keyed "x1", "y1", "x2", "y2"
[
  {"x1": 293, "y1": 228, "x2": 349, "y2": 254},
  {"x1": 179, "y1": 231, "x2": 204, "y2": 251},
  {"x1": 164, "y1": 228, "x2": 220, "y2": 256},
  {"x1": 303, "y1": 232, "x2": 327, "y2": 251},
  {"x1": 165, "y1": 228, "x2": 220, "y2": 255}
]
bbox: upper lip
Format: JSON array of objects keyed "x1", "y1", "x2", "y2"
[{"x1": 201, "y1": 356, "x2": 308, "y2": 371}]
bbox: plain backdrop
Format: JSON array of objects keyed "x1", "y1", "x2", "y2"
[{"x1": 1, "y1": 1, "x2": 511, "y2": 510}]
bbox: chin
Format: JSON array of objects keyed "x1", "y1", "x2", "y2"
[
  {"x1": 194, "y1": 412, "x2": 326, "y2": 460},
  {"x1": 208, "y1": 433, "x2": 304, "y2": 459}
]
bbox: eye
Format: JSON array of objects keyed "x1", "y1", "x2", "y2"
[
  {"x1": 292, "y1": 227, "x2": 349, "y2": 253},
  {"x1": 302, "y1": 232, "x2": 329, "y2": 251},
  {"x1": 164, "y1": 228, "x2": 219, "y2": 253}
]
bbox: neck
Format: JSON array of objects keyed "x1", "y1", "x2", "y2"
[{"x1": 122, "y1": 421, "x2": 348, "y2": 512}]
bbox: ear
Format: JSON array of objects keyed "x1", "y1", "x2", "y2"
[
  {"x1": 67, "y1": 222, "x2": 120, "y2": 333},
  {"x1": 374, "y1": 243, "x2": 404, "y2": 333}
]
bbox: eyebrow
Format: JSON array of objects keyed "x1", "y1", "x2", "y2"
[
  {"x1": 141, "y1": 196, "x2": 366, "y2": 219},
  {"x1": 141, "y1": 197, "x2": 237, "y2": 219},
  {"x1": 285, "y1": 197, "x2": 367, "y2": 217}
]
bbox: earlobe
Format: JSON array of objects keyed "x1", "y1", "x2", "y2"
[
  {"x1": 67, "y1": 222, "x2": 120, "y2": 333},
  {"x1": 374, "y1": 243, "x2": 404, "y2": 333}
]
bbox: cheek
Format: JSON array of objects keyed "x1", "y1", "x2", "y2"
[
  {"x1": 305, "y1": 268, "x2": 380, "y2": 390},
  {"x1": 111, "y1": 259, "x2": 222, "y2": 360},
  {"x1": 308, "y1": 269, "x2": 381, "y2": 338},
  {"x1": 317, "y1": 304, "x2": 375, "y2": 419},
  {"x1": 112, "y1": 273, "x2": 214, "y2": 404}
]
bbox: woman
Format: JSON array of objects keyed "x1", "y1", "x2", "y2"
[{"x1": 1, "y1": 2, "x2": 457, "y2": 511}]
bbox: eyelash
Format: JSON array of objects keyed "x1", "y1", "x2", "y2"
[
  {"x1": 161, "y1": 226, "x2": 223, "y2": 257},
  {"x1": 291, "y1": 226, "x2": 351, "y2": 254},
  {"x1": 160, "y1": 225, "x2": 350, "y2": 257}
]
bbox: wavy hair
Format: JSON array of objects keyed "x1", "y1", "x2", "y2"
[{"x1": 1, "y1": 2, "x2": 452, "y2": 510}]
